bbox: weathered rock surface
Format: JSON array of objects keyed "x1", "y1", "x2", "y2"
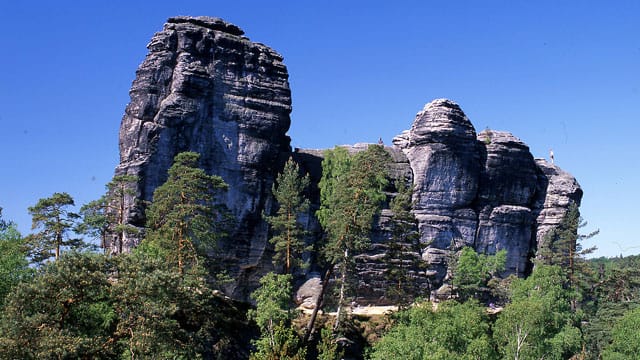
[
  {"x1": 114, "y1": 17, "x2": 583, "y2": 304},
  {"x1": 290, "y1": 101, "x2": 583, "y2": 303},
  {"x1": 475, "y1": 130, "x2": 539, "y2": 276},
  {"x1": 392, "y1": 99, "x2": 582, "y2": 290},
  {"x1": 532, "y1": 158, "x2": 583, "y2": 249},
  {"x1": 112, "y1": 16, "x2": 291, "y2": 298}
]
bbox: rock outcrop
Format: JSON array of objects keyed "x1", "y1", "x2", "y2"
[
  {"x1": 293, "y1": 100, "x2": 583, "y2": 303},
  {"x1": 392, "y1": 99, "x2": 582, "y2": 292},
  {"x1": 393, "y1": 99, "x2": 483, "y2": 283},
  {"x1": 113, "y1": 17, "x2": 583, "y2": 304},
  {"x1": 532, "y1": 158, "x2": 584, "y2": 248},
  {"x1": 112, "y1": 16, "x2": 292, "y2": 298}
]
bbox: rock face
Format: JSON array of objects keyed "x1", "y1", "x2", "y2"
[
  {"x1": 393, "y1": 100, "x2": 483, "y2": 283},
  {"x1": 114, "y1": 17, "x2": 583, "y2": 304},
  {"x1": 392, "y1": 99, "x2": 582, "y2": 292},
  {"x1": 112, "y1": 16, "x2": 292, "y2": 298},
  {"x1": 533, "y1": 158, "x2": 584, "y2": 248}
]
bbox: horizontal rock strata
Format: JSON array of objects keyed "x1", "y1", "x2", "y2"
[{"x1": 114, "y1": 17, "x2": 583, "y2": 304}]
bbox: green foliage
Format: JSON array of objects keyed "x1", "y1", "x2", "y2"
[
  {"x1": 370, "y1": 300, "x2": 496, "y2": 360},
  {"x1": 249, "y1": 272, "x2": 294, "y2": 336},
  {"x1": 249, "y1": 272, "x2": 306, "y2": 360},
  {"x1": 26, "y1": 192, "x2": 87, "y2": 265},
  {"x1": 384, "y1": 180, "x2": 424, "y2": 306},
  {"x1": 494, "y1": 265, "x2": 581, "y2": 360},
  {"x1": 537, "y1": 203, "x2": 598, "y2": 309},
  {"x1": 145, "y1": 152, "x2": 229, "y2": 274},
  {"x1": 581, "y1": 255, "x2": 640, "y2": 358},
  {"x1": 77, "y1": 196, "x2": 109, "y2": 250},
  {"x1": 317, "y1": 327, "x2": 344, "y2": 360},
  {"x1": 105, "y1": 174, "x2": 139, "y2": 253},
  {"x1": 0, "y1": 250, "x2": 236, "y2": 359},
  {"x1": 77, "y1": 174, "x2": 139, "y2": 254},
  {"x1": 0, "y1": 211, "x2": 30, "y2": 308},
  {"x1": 112, "y1": 251, "x2": 221, "y2": 359},
  {"x1": 538, "y1": 204, "x2": 598, "y2": 268},
  {"x1": 265, "y1": 158, "x2": 310, "y2": 274},
  {"x1": 250, "y1": 323, "x2": 306, "y2": 360},
  {"x1": 0, "y1": 252, "x2": 117, "y2": 359},
  {"x1": 583, "y1": 301, "x2": 640, "y2": 359},
  {"x1": 602, "y1": 306, "x2": 640, "y2": 359},
  {"x1": 451, "y1": 247, "x2": 506, "y2": 301},
  {"x1": 317, "y1": 145, "x2": 390, "y2": 264},
  {"x1": 591, "y1": 255, "x2": 640, "y2": 303},
  {"x1": 316, "y1": 145, "x2": 390, "y2": 330}
]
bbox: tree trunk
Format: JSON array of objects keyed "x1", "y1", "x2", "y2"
[
  {"x1": 333, "y1": 248, "x2": 349, "y2": 332},
  {"x1": 304, "y1": 267, "x2": 332, "y2": 343},
  {"x1": 55, "y1": 231, "x2": 61, "y2": 260},
  {"x1": 177, "y1": 225, "x2": 184, "y2": 275},
  {"x1": 286, "y1": 210, "x2": 291, "y2": 274}
]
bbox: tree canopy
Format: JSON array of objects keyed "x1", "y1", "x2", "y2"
[
  {"x1": 316, "y1": 145, "x2": 391, "y2": 331},
  {"x1": 26, "y1": 192, "x2": 86, "y2": 265},
  {"x1": 370, "y1": 300, "x2": 495, "y2": 360},
  {"x1": 265, "y1": 158, "x2": 310, "y2": 274},
  {"x1": 0, "y1": 210, "x2": 30, "y2": 308},
  {"x1": 145, "y1": 152, "x2": 229, "y2": 275}
]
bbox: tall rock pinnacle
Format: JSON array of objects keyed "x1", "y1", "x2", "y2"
[{"x1": 113, "y1": 16, "x2": 292, "y2": 296}]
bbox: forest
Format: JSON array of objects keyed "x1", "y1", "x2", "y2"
[{"x1": 1, "y1": 146, "x2": 639, "y2": 360}]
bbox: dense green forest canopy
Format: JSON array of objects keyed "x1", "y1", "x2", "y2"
[{"x1": 1, "y1": 152, "x2": 638, "y2": 359}]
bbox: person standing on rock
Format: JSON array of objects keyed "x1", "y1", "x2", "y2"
[{"x1": 550, "y1": 148, "x2": 555, "y2": 164}]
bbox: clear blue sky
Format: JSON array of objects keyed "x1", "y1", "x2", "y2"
[{"x1": 1, "y1": 1, "x2": 638, "y2": 257}]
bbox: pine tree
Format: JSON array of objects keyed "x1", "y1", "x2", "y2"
[
  {"x1": 106, "y1": 174, "x2": 139, "y2": 254},
  {"x1": 77, "y1": 197, "x2": 109, "y2": 251},
  {"x1": 265, "y1": 158, "x2": 310, "y2": 274},
  {"x1": 384, "y1": 179, "x2": 424, "y2": 307},
  {"x1": 538, "y1": 203, "x2": 599, "y2": 309},
  {"x1": 26, "y1": 192, "x2": 84, "y2": 265},
  {"x1": 0, "y1": 251, "x2": 231, "y2": 359},
  {"x1": 0, "y1": 253, "x2": 117, "y2": 359},
  {"x1": 145, "y1": 152, "x2": 229, "y2": 275},
  {"x1": 316, "y1": 144, "x2": 390, "y2": 332},
  {"x1": 77, "y1": 175, "x2": 140, "y2": 254}
]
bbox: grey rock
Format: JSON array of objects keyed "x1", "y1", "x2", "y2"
[
  {"x1": 532, "y1": 158, "x2": 583, "y2": 250},
  {"x1": 296, "y1": 274, "x2": 322, "y2": 310},
  {"x1": 112, "y1": 16, "x2": 291, "y2": 298},
  {"x1": 285, "y1": 100, "x2": 583, "y2": 302},
  {"x1": 475, "y1": 130, "x2": 538, "y2": 275},
  {"x1": 393, "y1": 99, "x2": 582, "y2": 290},
  {"x1": 113, "y1": 16, "x2": 584, "y2": 304},
  {"x1": 394, "y1": 99, "x2": 482, "y2": 285},
  {"x1": 395, "y1": 99, "x2": 481, "y2": 211}
]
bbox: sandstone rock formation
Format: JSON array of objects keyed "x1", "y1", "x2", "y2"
[
  {"x1": 112, "y1": 16, "x2": 291, "y2": 298},
  {"x1": 392, "y1": 99, "x2": 582, "y2": 293},
  {"x1": 293, "y1": 99, "x2": 582, "y2": 303},
  {"x1": 113, "y1": 17, "x2": 583, "y2": 304}
]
